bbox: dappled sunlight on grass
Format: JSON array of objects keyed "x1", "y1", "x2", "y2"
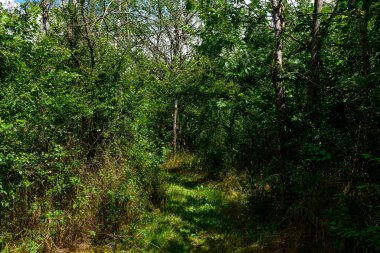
[{"x1": 131, "y1": 169, "x2": 256, "y2": 252}]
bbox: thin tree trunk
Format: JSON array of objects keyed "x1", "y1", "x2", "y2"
[
  {"x1": 173, "y1": 100, "x2": 178, "y2": 156},
  {"x1": 80, "y1": 0, "x2": 95, "y2": 71},
  {"x1": 270, "y1": 0, "x2": 287, "y2": 170},
  {"x1": 344, "y1": 5, "x2": 372, "y2": 195},
  {"x1": 360, "y1": 9, "x2": 371, "y2": 81},
  {"x1": 308, "y1": 0, "x2": 323, "y2": 122},
  {"x1": 40, "y1": 0, "x2": 50, "y2": 32},
  {"x1": 359, "y1": 6, "x2": 371, "y2": 156},
  {"x1": 114, "y1": 0, "x2": 122, "y2": 46}
]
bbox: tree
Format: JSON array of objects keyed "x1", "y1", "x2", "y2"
[
  {"x1": 308, "y1": 0, "x2": 323, "y2": 122},
  {"x1": 270, "y1": 0, "x2": 288, "y2": 170}
]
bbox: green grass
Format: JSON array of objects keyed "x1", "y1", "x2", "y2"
[{"x1": 126, "y1": 170, "x2": 255, "y2": 252}]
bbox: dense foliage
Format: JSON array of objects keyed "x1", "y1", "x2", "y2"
[{"x1": 0, "y1": 0, "x2": 379, "y2": 252}]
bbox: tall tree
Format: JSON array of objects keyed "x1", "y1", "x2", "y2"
[
  {"x1": 39, "y1": 0, "x2": 51, "y2": 32},
  {"x1": 308, "y1": 0, "x2": 323, "y2": 122},
  {"x1": 345, "y1": 0, "x2": 374, "y2": 194},
  {"x1": 270, "y1": 0, "x2": 287, "y2": 169}
]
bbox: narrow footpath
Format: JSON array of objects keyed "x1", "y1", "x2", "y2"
[{"x1": 132, "y1": 169, "x2": 256, "y2": 253}]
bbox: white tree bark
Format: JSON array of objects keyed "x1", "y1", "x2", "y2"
[
  {"x1": 173, "y1": 100, "x2": 178, "y2": 156},
  {"x1": 270, "y1": 0, "x2": 287, "y2": 169}
]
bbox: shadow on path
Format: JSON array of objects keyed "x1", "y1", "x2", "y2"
[{"x1": 138, "y1": 171, "x2": 254, "y2": 253}]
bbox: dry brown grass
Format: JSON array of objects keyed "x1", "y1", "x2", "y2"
[{"x1": 161, "y1": 152, "x2": 200, "y2": 172}]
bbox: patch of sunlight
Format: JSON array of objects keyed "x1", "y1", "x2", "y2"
[
  {"x1": 131, "y1": 169, "x2": 255, "y2": 252},
  {"x1": 167, "y1": 184, "x2": 195, "y2": 198}
]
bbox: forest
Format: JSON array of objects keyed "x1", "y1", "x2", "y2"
[{"x1": 0, "y1": 0, "x2": 379, "y2": 252}]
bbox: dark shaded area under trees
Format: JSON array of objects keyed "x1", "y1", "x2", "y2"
[{"x1": 0, "y1": 0, "x2": 379, "y2": 252}]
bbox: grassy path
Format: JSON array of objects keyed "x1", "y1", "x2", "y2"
[{"x1": 131, "y1": 169, "x2": 255, "y2": 253}]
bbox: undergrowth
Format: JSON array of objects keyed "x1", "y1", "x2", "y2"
[{"x1": 0, "y1": 144, "x2": 163, "y2": 252}]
